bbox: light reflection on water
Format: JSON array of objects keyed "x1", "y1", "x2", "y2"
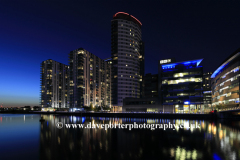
[{"x1": 1, "y1": 114, "x2": 240, "y2": 160}]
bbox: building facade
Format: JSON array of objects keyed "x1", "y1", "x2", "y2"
[
  {"x1": 68, "y1": 48, "x2": 111, "y2": 108},
  {"x1": 122, "y1": 97, "x2": 161, "y2": 112},
  {"x1": 40, "y1": 59, "x2": 69, "y2": 108},
  {"x1": 144, "y1": 73, "x2": 158, "y2": 98},
  {"x1": 159, "y1": 59, "x2": 204, "y2": 113},
  {"x1": 203, "y1": 72, "x2": 212, "y2": 109},
  {"x1": 111, "y1": 12, "x2": 144, "y2": 108},
  {"x1": 211, "y1": 49, "x2": 240, "y2": 109}
]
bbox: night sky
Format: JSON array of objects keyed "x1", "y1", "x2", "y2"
[{"x1": 1, "y1": 0, "x2": 240, "y2": 107}]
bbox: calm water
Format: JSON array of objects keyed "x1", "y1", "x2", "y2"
[{"x1": 0, "y1": 114, "x2": 240, "y2": 160}]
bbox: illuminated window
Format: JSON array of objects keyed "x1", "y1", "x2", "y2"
[
  {"x1": 163, "y1": 77, "x2": 202, "y2": 84},
  {"x1": 78, "y1": 51, "x2": 84, "y2": 54},
  {"x1": 78, "y1": 66, "x2": 83, "y2": 70},
  {"x1": 77, "y1": 75, "x2": 84, "y2": 79},
  {"x1": 77, "y1": 85, "x2": 83, "y2": 88},
  {"x1": 173, "y1": 72, "x2": 188, "y2": 77}
]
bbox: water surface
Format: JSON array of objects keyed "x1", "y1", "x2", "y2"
[{"x1": 0, "y1": 114, "x2": 239, "y2": 160}]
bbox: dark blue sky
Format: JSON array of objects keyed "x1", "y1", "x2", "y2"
[{"x1": 1, "y1": 0, "x2": 240, "y2": 107}]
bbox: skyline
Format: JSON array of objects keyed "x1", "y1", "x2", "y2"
[{"x1": 1, "y1": 0, "x2": 240, "y2": 107}]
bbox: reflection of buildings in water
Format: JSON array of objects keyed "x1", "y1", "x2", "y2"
[
  {"x1": 40, "y1": 115, "x2": 115, "y2": 160},
  {"x1": 39, "y1": 115, "x2": 240, "y2": 160},
  {"x1": 205, "y1": 122, "x2": 240, "y2": 160},
  {"x1": 174, "y1": 147, "x2": 200, "y2": 160}
]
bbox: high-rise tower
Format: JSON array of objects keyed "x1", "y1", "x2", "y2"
[
  {"x1": 68, "y1": 48, "x2": 111, "y2": 108},
  {"x1": 40, "y1": 59, "x2": 69, "y2": 108},
  {"x1": 111, "y1": 12, "x2": 144, "y2": 108}
]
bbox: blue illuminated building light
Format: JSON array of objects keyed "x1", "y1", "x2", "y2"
[
  {"x1": 162, "y1": 59, "x2": 203, "y2": 70},
  {"x1": 82, "y1": 117, "x2": 85, "y2": 123},
  {"x1": 213, "y1": 153, "x2": 222, "y2": 160},
  {"x1": 211, "y1": 64, "x2": 227, "y2": 78},
  {"x1": 211, "y1": 52, "x2": 240, "y2": 78},
  {"x1": 203, "y1": 91, "x2": 212, "y2": 94},
  {"x1": 233, "y1": 67, "x2": 239, "y2": 72},
  {"x1": 184, "y1": 101, "x2": 190, "y2": 105}
]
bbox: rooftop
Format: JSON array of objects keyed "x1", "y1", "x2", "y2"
[{"x1": 161, "y1": 59, "x2": 203, "y2": 69}]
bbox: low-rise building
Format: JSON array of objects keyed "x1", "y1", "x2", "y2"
[
  {"x1": 211, "y1": 48, "x2": 240, "y2": 109},
  {"x1": 160, "y1": 58, "x2": 204, "y2": 113}
]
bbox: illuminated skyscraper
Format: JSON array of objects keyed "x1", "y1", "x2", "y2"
[
  {"x1": 111, "y1": 12, "x2": 144, "y2": 109},
  {"x1": 40, "y1": 59, "x2": 69, "y2": 108},
  {"x1": 68, "y1": 48, "x2": 111, "y2": 108}
]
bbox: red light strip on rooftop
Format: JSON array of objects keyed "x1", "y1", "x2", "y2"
[
  {"x1": 114, "y1": 12, "x2": 142, "y2": 26},
  {"x1": 114, "y1": 12, "x2": 129, "y2": 17},
  {"x1": 130, "y1": 15, "x2": 142, "y2": 26}
]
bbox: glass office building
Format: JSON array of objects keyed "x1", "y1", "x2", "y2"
[
  {"x1": 159, "y1": 58, "x2": 204, "y2": 113},
  {"x1": 211, "y1": 49, "x2": 240, "y2": 109}
]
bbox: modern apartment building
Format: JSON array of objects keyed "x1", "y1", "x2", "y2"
[
  {"x1": 211, "y1": 48, "x2": 240, "y2": 108},
  {"x1": 111, "y1": 12, "x2": 144, "y2": 108},
  {"x1": 159, "y1": 58, "x2": 204, "y2": 113},
  {"x1": 40, "y1": 59, "x2": 69, "y2": 108},
  {"x1": 68, "y1": 48, "x2": 111, "y2": 108}
]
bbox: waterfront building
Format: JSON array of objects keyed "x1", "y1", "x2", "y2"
[
  {"x1": 144, "y1": 73, "x2": 158, "y2": 98},
  {"x1": 159, "y1": 58, "x2": 204, "y2": 113},
  {"x1": 68, "y1": 48, "x2": 111, "y2": 108},
  {"x1": 122, "y1": 74, "x2": 159, "y2": 112},
  {"x1": 111, "y1": 12, "x2": 145, "y2": 110},
  {"x1": 211, "y1": 48, "x2": 240, "y2": 109},
  {"x1": 122, "y1": 97, "x2": 160, "y2": 112},
  {"x1": 203, "y1": 72, "x2": 212, "y2": 109},
  {"x1": 40, "y1": 59, "x2": 69, "y2": 108}
]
